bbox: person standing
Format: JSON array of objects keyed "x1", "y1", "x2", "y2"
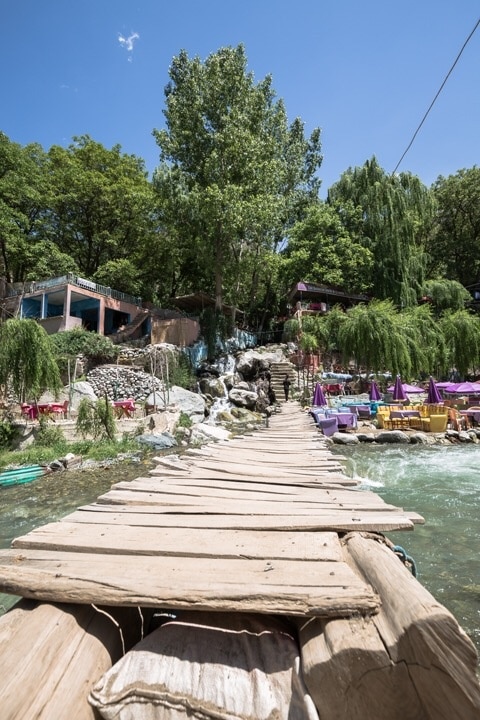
[{"x1": 283, "y1": 374, "x2": 291, "y2": 401}]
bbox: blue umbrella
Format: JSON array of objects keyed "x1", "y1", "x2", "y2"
[
  {"x1": 369, "y1": 380, "x2": 382, "y2": 401},
  {"x1": 313, "y1": 382, "x2": 327, "y2": 406},
  {"x1": 426, "y1": 377, "x2": 442, "y2": 404}
]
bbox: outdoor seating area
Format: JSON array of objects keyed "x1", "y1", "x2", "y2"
[{"x1": 21, "y1": 401, "x2": 69, "y2": 421}]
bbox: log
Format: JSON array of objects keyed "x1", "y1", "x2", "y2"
[
  {"x1": 298, "y1": 533, "x2": 480, "y2": 720},
  {"x1": 0, "y1": 600, "x2": 146, "y2": 719}
]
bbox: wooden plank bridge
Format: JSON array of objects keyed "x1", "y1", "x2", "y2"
[
  {"x1": 0, "y1": 404, "x2": 423, "y2": 617},
  {"x1": 1, "y1": 403, "x2": 479, "y2": 720}
]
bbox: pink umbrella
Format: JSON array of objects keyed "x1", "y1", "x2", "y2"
[
  {"x1": 312, "y1": 382, "x2": 327, "y2": 406},
  {"x1": 368, "y1": 380, "x2": 382, "y2": 401},
  {"x1": 426, "y1": 376, "x2": 442, "y2": 404}
]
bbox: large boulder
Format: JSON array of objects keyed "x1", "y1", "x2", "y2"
[
  {"x1": 228, "y1": 388, "x2": 258, "y2": 410},
  {"x1": 136, "y1": 432, "x2": 177, "y2": 450},
  {"x1": 197, "y1": 377, "x2": 226, "y2": 399},
  {"x1": 167, "y1": 386, "x2": 206, "y2": 425},
  {"x1": 375, "y1": 430, "x2": 410, "y2": 444},
  {"x1": 235, "y1": 347, "x2": 287, "y2": 380}
]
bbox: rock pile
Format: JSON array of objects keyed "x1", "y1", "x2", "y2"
[{"x1": 86, "y1": 365, "x2": 162, "y2": 402}]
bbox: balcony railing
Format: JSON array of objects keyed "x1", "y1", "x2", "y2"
[{"x1": 6, "y1": 274, "x2": 142, "y2": 306}]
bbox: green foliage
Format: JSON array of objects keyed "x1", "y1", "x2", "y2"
[
  {"x1": 177, "y1": 412, "x2": 192, "y2": 429},
  {"x1": 34, "y1": 416, "x2": 67, "y2": 450},
  {"x1": 439, "y1": 309, "x2": 480, "y2": 377},
  {"x1": 75, "y1": 396, "x2": 117, "y2": 441},
  {"x1": 430, "y1": 168, "x2": 480, "y2": 287},
  {"x1": 199, "y1": 307, "x2": 231, "y2": 360},
  {"x1": 338, "y1": 299, "x2": 410, "y2": 376},
  {"x1": 328, "y1": 157, "x2": 435, "y2": 308},
  {"x1": 170, "y1": 354, "x2": 196, "y2": 390},
  {"x1": 283, "y1": 318, "x2": 301, "y2": 342},
  {"x1": 0, "y1": 421, "x2": 16, "y2": 450},
  {"x1": 421, "y1": 279, "x2": 471, "y2": 314},
  {"x1": 0, "y1": 319, "x2": 62, "y2": 402},
  {"x1": 153, "y1": 44, "x2": 322, "y2": 315},
  {"x1": 51, "y1": 327, "x2": 119, "y2": 365}
]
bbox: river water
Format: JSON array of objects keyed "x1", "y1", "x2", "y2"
[
  {"x1": 331, "y1": 442, "x2": 480, "y2": 659},
  {"x1": 1, "y1": 443, "x2": 479, "y2": 664},
  {"x1": 0, "y1": 456, "x2": 156, "y2": 615}
]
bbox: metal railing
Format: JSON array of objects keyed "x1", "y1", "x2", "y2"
[{"x1": 6, "y1": 274, "x2": 142, "y2": 306}]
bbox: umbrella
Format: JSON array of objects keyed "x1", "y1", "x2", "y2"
[
  {"x1": 387, "y1": 380, "x2": 424, "y2": 395},
  {"x1": 426, "y1": 376, "x2": 442, "y2": 404},
  {"x1": 368, "y1": 380, "x2": 382, "y2": 402},
  {"x1": 312, "y1": 382, "x2": 327, "y2": 406},
  {"x1": 444, "y1": 381, "x2": 480, "y2": 394},
  {"x1": 391, "y1": 375, "x2": 407, "y2": 402}
]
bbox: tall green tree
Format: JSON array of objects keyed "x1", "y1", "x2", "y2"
[
  {"x1": 0, "y1": 319, "x2": 61, "y2": 402},
  {"x1": 46, "y1": 136, "x2": 158, "y2": 291},
  {"x1": 282, "y1": 201, "x2": 373, "y2": 294},
  {"x1": 328, "y1": 158, "x2": 435, "y2": 308},
  {"x1": 153, "y1": 45, "x2": 322, "y2": 315},
  {"x1": 0, "y1": 133, "x2": 60, "y2": 283},
  {"x1": 429, "y1": 168, "x2": 480, "y2": 288}
]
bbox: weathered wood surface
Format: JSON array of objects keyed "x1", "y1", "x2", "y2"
[
  {"x1": 0, "y1": 600, "x2": 144, "y2": 720},
  {"x1": 0, "y1": 550, "x2": 380, "y2": 616},
  {"x1": 0, "y1": 403, "x2": 422, "y2": 613},
  {"x1": 299, "y1": 532, "x2": 480, "y2": 720}
]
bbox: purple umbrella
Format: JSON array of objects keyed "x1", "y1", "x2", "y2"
[
  {"x1": 426, "y1": 376, "x2": 442, "y2": 404},
  {"x1": 312, "y1": 382, "x2": 327, "y2": 406},
  {"x1": 444, "y1": 381, "x2": 480, "y2": 394},
  {"x1": 387, "y1": 382, "x2": 424, "y2": 394},
  {"x1": 391, "y1": 375, "x2": 407, "y2": 402},
  {"x1": 368, "y1": 380, "x2": 382, "y2": 401}
]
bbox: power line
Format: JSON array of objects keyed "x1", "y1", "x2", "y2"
[{"x1": 392, "y1": 17, "x2": 480, "y2": 175}]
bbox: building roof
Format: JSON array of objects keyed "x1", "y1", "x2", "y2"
[
  {"x1": 288, "y1": 281, "x2": 368, "y2": 304},
  {"x1": 170, "y1": 292, "x2": 244, "y2": 316}
]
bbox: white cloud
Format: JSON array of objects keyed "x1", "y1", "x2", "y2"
[{"x1": 118, "y1": 32, "x2": 140, "y2": 56}]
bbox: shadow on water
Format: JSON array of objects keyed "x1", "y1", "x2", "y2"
[{"x1": 331, "y1": 442, "x2": 480, "y2": 661}]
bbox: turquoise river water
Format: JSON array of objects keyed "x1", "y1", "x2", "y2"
[
  {"x1": 331, "y1": 442, "x2": 480, "y2": 659},
  {"x1": 0, "y1": 444, "x2": 479, "y2": 663}
]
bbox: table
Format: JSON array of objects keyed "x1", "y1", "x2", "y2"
[
  {"x1": 325, "y1": 409, "x2": 358, "y2": 429},
  {"x1": 21, "y1": 403, "x2": 67, "y2": 421},
  {"x1": 389, "y1": 410, "x2": 420, "y2": 428},
  {"x1": 112, "y1": 400, "x2": 136, "y2": 418}
]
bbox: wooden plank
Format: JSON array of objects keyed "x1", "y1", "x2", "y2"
[
  {"x1": 148, "y1": 468, "x2": 359, "y2": 487},
  {"x1": 66, "y1": 506, "x2": 418, "y2": 531},
  {"x1": 104, "y1": 484, "x2": 402, "y2": 512},
  {"x1": 0, "y1": 550, "x2": 380, "y2": 617},
  {"x1": 12, "y1": 523, "x2": 344, "y2": 561},
  {"x1": 111, "y1": 478, "x2": 392, "y2": 506}
]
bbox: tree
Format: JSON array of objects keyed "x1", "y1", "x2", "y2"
[
  {"x1": 328, "y1": 158, "x2": 435, "y2": 308},
  {"x1": 421, "y1": 278, "x2": 471, "y2": 315},
  {"x1": 0, "y1": 319, "x2": 61, "y2": 402},
  {"x1": 430, "y1": 168, "x2": 480, "y2": 287},
  {"x1": 153, "y1": 45, "x2": 322, "y2": 317},
  {"x1": 337, "y1": 299, "x2": 410, "y2": 377},
  {"x1": 46, "y1": 136, "x2": 157, "y2": 284},
  {"x1": 281, "y1": 201, "x2": 373, "y2": 294},
  {"x1": 439, "y1": 309, "x2": 480, "y2": 378}
]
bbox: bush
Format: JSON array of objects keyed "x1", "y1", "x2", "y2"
[
  {"x1": 76, "y1": 397, "x2": 117, "y2": 441},
  {"x1": 35, "y1": 416, "x2": 67, "y2": 449},
  {"x1": 0, "y1": 421, "x2": 16, "y2": 450},
  {"x1": 51, "y1": 328, "x2": 119, "y2": 370}
]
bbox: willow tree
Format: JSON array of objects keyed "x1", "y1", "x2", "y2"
[
  {"x1": 153, "y1": 45, "x2": 322, "y2": 317},
  {"x1": 0, "y1": 319, "x2": 61, "y2": 402},
  {"x1": 397, "y1": 303, "x2": 447, "y2": 378},
  {"x1": 327, "y1": 158, "x2": 435, "y2": 308},
  {"x1": 337, "y1": 299, "x2": 410, "y2": 377},
  {"x1": 439, "y1": 310, "x2": 480, "y2": 378}
]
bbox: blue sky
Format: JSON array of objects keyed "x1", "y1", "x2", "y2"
[{"x1": 2, "y1": 1, "x2": 479, "y2": 196}]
